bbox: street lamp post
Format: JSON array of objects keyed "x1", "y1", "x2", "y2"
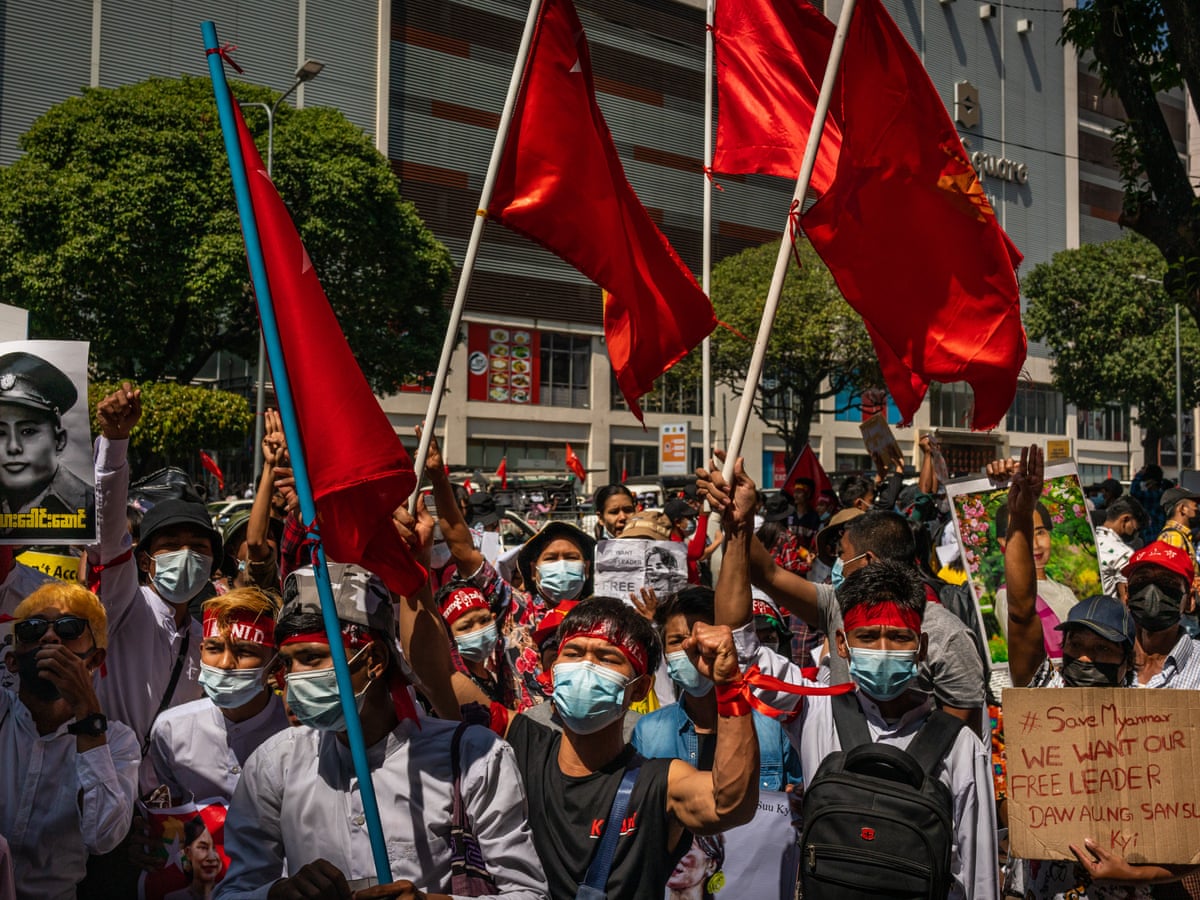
[{"x1": 242, "y1": 59, "x2": 324, "y2": 484}]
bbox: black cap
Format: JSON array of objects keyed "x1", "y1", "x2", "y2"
[
  {"x1": 467, "y1": 492, "x2": 500, "y2": 528},
  {"x1": 516, "y1": 521, "x2": 596, "y2": 592},
  {"x1": 0, "y1": 352, "x2": 77, "y2": 415},
  {"x1": 138, "y1": 498, "x2": 222, "y2": 569},
  {"x1": 1055, "y1": 594, "x2": 1135, "y2": 647},
  {"x1": 663, "y1": 498, "x2": 697, "y2": 522},
  {"x1": 1160, "y1": 486, "x2": 1200, "y2": 515},
  {"x1": 762, "y1": 491, "x2": 796, "y2": 522}
]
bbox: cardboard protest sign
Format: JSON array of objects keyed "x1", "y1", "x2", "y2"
[
  {"x1": 595, "y1": 538, "x2": 688, "y2": 602},
  {"x1": 137, "y1": 797, "x2": 229, "y2": 899},
  {"x1": 665, "y1": 790, "x2": 798, "y2": 900},
  {"x1": 945, "y1": 460, "x2": 1099, "y2": 666},
  {"x1": 1005, "y1": 688, "x2": 1200, "y2": 865},
  {"x1": 0, "y1": 340, "x2": 95, "y2": 544},
  {"x1": 859, "y1": 412, "x2": 903, "y2": 469}
]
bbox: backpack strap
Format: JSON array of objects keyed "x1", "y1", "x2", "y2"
[
  {"x1": 576, "y1": 755, "x2": 643, "y2": 899},
  {"x1": 903, "y1": 709, "x2": 965, "y2": 776},
  {"x1": 830, "y1": 690, "x2": 872, "y2": 751}
]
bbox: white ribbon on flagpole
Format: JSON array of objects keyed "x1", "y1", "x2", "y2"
[{"x1": 721, "y1": 0, "x2": 858, "y2": 483}]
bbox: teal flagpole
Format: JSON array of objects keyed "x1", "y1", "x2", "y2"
[{"x1": 201, "y1": 21, "x2": 393, "y2": 884}]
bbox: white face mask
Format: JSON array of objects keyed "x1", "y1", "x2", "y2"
[
  {"x1": 198, "y1": 662, "x2": 268, "y2": 709},
  {"x1": 151, "y1": 548, "x2": 213, "y2": 604}
]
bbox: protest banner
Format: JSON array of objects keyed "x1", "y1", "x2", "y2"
[
  {"x1": 595, "y1": 538, "x2": 688, "y2": 601},
  {"x1": 1005, "y1": 687, "x2": 1200, "y2": 865},
  {"x1": 15, "y1": 549, "x2": 81, "y2": 583},
  {"x1": 665, "y1": 790, "x2": 798, "y2": 900},
  {"x1": 859, "y1": 412, "x2": 903, "y2": 469},
  {"x1": 137, "y1": 797, "x2": 229, "y2": 899},
  {"x1": 0, "y1": 340, "x2": 95, "y2": 544}
]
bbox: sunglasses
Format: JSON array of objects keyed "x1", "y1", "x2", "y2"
[{"x1": 14, "y1": 615, "x2": 91, "y2": 644}]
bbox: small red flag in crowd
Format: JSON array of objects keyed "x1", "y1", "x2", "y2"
[
  {"x1": 199, "y1": 450, "x2": 225, "y2": 494},
  {"x1": 782, "y1": 444, "x2": 833, "y2": 500},
  {"x1": 495, "y1": 457, "x2": 508, "y2": 489},
  {"x1": 488, "y1": 0, "x2": 715, "y2": 422},
  {"x1": 711, "y1": 0, "x2": 842, "y2": 194},
  {"x1": 801, "y1": 0, "x2": 1025, "y2": 429},
  {"x1": 233, "y1": 101, "x2": 426, "y2": 595},
  {"x1": 565, "y1": 444, "x2": 586, "y2": 483}
]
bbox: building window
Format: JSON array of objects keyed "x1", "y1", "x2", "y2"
[
  {"x1": 928, "y1": 382, "x2": 975, "y2": 429},
  {"x1": 1078, "y1": 464, "x2": 1125, "y2": 483},
  {"x1": 609, "y1": 443, "x2": 704, "y2": 483},
  {"x1": 610, "y1": 369, "x2": 701, "y2": 416},
  {"x1": 1006, "y1": 383, "x2": 1065, "y2": 435},
  {"x1": 466, "y1": 440, "x2": 580, "y2": 474},
  {"x1": 540, "y1": 333, "x2": 591, "y2": 408},
  {"x1": 1077, "y1": 406, "x2": 1130, "y2": 443}
]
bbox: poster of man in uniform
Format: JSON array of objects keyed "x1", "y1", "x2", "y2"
[
  {"x1": 594, "y1": 538, "x2": 688, "y2": 601},
  {"x1": 944, "y1": 459, "x2": 1100, "y2": 666},
  {"x1": 0, "y1": 340, "x2": 94, "y2": 544}
]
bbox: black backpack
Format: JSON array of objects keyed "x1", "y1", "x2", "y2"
[{"x1": 799, "y1": 692, "x2": 964, "y2": 900}]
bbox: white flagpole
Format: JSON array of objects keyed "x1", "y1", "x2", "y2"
[
  {"x1": 410, "y1": 0, "x2": 545, "y2": 511},
  {"x1": 721, "y1": 0, "x2": 857, "y2": 483},
  {"x1": 701, "y1": 0, "x2": 715, "y2": 460}
]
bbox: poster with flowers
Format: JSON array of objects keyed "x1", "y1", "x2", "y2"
[{"x1": 945, "y1": 460, "x2": 1100, "y2": 665}]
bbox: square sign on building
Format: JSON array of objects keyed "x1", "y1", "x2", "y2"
[{"x1": 659, "y1": 424, "x2": 689, "y2": 476}]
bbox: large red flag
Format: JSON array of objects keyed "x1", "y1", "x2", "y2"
[
  {"x1": 488, "y1": 0, "x2": 715, "y2": 422},
  {"x1": 802, "y1": 0, "x2": 1025, "y2": 430},
  {"x1": 233, "y1": 103, "x2": 426, "y2": 595},
  {"x1": 782, "y1": 444, "x2": 834, "y2": 501},
  {"x1": 711, "y1": 0, "x2": 842, "y2": 194}
]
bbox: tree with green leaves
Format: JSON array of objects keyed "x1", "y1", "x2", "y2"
[
  {"x1": 704, "y1": 239, "x2": 880, "y2": 462},
  {"x1": 1023, "y1": 233, "x2": 1200, "y2": 451},
  {"x1": 1061, "y1": 1, "x2": 1200, "y2": 307},
  {"x1": 0, "y1": 76, "x2": 452, "y2": 390},
  {"x1": 88, "y1": 381, "x2": 253, "y2": 476}
]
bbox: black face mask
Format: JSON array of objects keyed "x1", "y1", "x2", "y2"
[
  {"x1": 13, "y1": 647, "x2": 93, "y2": 702},
  {"x1": 1127, "y1": 584, "x2": 1183, "y2": 633},
  {"x1": 1060, "y1": 654, "x2": 1124, "y2": 688}
]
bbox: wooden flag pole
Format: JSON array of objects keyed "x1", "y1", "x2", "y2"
[
  {"x1": 721, "y1": 0, "x2": 857, "y2": 483},
  {"x1": 409, "y1": 0, "x2": 546, "y2": 512}
]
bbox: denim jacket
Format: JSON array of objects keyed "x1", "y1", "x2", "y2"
[{"x1": 631, "y1": 699, "x2": 803, "y2": 791}]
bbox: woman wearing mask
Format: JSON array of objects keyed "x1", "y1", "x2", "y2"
[
  {"x1": 594, "y1": 484, "x2": 637, "y2": 539},
  {"x1": 516, "y1": 521, "x2": 596, "y2": 609},
  {"x1": 436, "y1": 580, "x2": 525, "y2": 713}
]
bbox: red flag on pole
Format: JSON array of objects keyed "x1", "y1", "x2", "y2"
[
  {"x1": 781, "y1": 445, "x2": 834, "y2": 500},
  {"x1": 496, "y1": 457, "x2": 508, "y2": 490},
  {"x1": 233, "y1": 103, "x2": 425, "y2": 594},
  {"x1": 565, "y1": 444, "x2": 586, "y2": 483},
  {"x1": 199, "y1": 451, "x2": 225, "y2": 494},
  {"x1": 711, "y1": 0, "x2": 842, "y2": 194},
  {"x1": 488, "y1": 0, "x2": 716, "y2": 422},
  {"x1": 801, "y1": 0, "x2": 1024, "y2": 430}
]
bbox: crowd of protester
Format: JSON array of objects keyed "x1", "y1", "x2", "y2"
[{"x1": 1, "y1": 381, "x2": 1199, "y2": 899}]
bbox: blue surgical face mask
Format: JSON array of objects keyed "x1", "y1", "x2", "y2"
[
  {"x1": 552, "y1": 660, "x2": 630, "y2": 734},
  {"x1": 538, "y1": 560, "x2": 587, "y2": 603},
  {"x1": 665, "y1": 650, "x2": 713, "y2": 698},
  {"x1": 455, "y1": 622, "x2": 500, "y2": 664},
  {"x1": 830, "y1": 552, "x2": 867, "y2": 591},
  {"x1": 199, "y1": 662, "x2": 269, "y2": 709},
  {"x1": 285, "y1": 647, "x2": 372, "y2": 732},
  {"x1": 847, "y1": 646, "x2": 919, "y2": 702},
  {"x1": 152, "y1": 548, "x2": 213, "y2": 605}
]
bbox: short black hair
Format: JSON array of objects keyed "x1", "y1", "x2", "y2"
[
  {"x1": 594, "y1": 484, "x2": 635, "y2": 511},
  {"x1": 838, "y1": 558, "x2": 926, "y2": 622},
  {"x1": 839, "y1": 475, "x2": 874, "y2": 508},
  {"x1": 656, "y1": 585, "x2": 715, "y2": 628},
  {"x1": 559, "y1": 596, "x2": 662, "y2": 674},
  {"x1": 1105, "y1": 495, "x2": 1147, "y2": 530},
  {"x1": 844, "y1": 511, "x2": 916, "y2": 564},
  {"x1": 274, "y1": 610, "x2": 390, "y2": 666},
  {"x1": 1145, "y1": 464, "x2": 1163, "y2": 481},
  {"x1": 755, "y1": 519, "x2": 786, "y2": 551},
  {"x1": 994, "y1": 501, "x2": 1052, "y2": 537}
]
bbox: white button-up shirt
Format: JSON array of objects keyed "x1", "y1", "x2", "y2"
[
  {"x1": 148, "y1": 694, "x2": 290, "y2": 803},
  {"x1": 0, "y1": 689, "x2": 140, "y2": 900},
  {"x1": 215, "y1": 717, "x2": 548, "y2": 899},
  {"x1": 90, "y1": 437, "x2": 204, "y2": 789}
]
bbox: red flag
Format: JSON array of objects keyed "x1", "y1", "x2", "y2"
[
  {"x1": 488, "y1": 0, "x2": 715, "y2": 421},
  {"x1": 233, "y1": 103, "x2": 425, "y2": 595},
  {"x1": 199, "y1": 451, "x2": 225, "y2": 494},
  {"x1": 711, "y1": 0, "x2": 841, "y2": 194},
  {"x1": 565, "y1": 444, "x2": 586, "y2": 483},
  {"x1": 496, "y1": 457, "x2": 508, "y2": 490},
  {"x1": 782, "y1": 445, "x2": 833, "y2": 500},
  {"x1": 801, "y1": 0, "x2": 1024, "y2": 430}
]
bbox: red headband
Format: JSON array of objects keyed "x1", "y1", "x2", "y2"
[
  {"x1": 279, "y1": 623, "x2": 374, "y2": 649},
  {"x1": 203, "y1": 610, "x2": 276, "y2": 648},
  {"x1": 440, "y1": 587, "x2": 489, "y2": 626},
  {"x1": 559, "y1": 624, "x2": 648, "y2": 676},
  {"x1": 842, "y1": 602, "x2": 921, "y2": 633}
]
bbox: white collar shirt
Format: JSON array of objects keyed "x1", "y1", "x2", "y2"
[
  {"x1": 148, "y1": 693, "x2": 289, "y2": 803},
  {"x1": 0, "y1": 689, "x2": 140, "y2": 900},
  {"x1": 215, "y1": 717, "x2": 548, "y2": 899}
]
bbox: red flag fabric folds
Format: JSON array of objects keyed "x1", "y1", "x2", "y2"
[
  {"x1": 199, "y1": 451, "x2": 225, "y2": 494},
  {"x1": 801, "y1": 0, "x2": 1025, "y2": 430},
  {"x1": 488, "y1": 0, "x2": 715, "y2": 421},
  {"x1": 496, "y1": 457, "x2": 508, "y2": 490},
  {"x1": 712, "y1": 0, "x2": 841, "y2": 193},
  {"x1": 233, "y1": 103, "x2": 425, "y2": 595},
  {"x1": 565, "y1": 444, "x2": 586, "y2": 483},
  {"x1": 782, "y1": 444, "x2": 834, "y2": 501}
]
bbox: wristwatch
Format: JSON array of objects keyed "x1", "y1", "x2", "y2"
[{"x1": 67, "y1": 713, "x2": 108, "y2": 737}]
